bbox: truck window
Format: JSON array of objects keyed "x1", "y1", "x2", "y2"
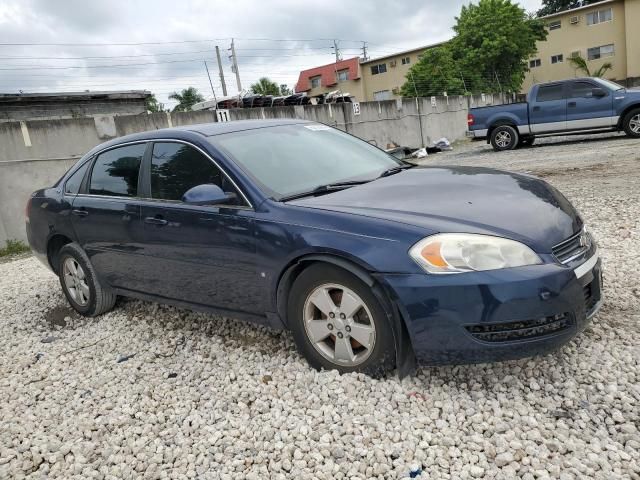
[
  {"x1": 536, "y1": 84, "x2": 564, "y2": 102},
  {"x1": 570, "y1": 82, "x2": 597, "y2": 98}
]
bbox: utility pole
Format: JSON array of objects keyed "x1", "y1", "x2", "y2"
[
  {"x1": 361, "y1": 41, "x2": 368, "y2": 61},
  {"x1": 215, "y1": 46, "x2": 228, "y2": 96},
  {"x1": 229, "y1": 38, "x2": 242, "y2": 92},
  {"x1": 204, "y1": 61, "x2": 217, "y2": 103},
  {"x1": 332, "y1": 39, "x2": 341, "y2": 63}
]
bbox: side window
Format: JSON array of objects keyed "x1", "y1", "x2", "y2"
[
  {"x1": 64, "y1": 161, "x2": 90, "y2": 195},
  {"x1": 536, "y1": 84, "x2": 565, "y2": 102},
  {"x1": 570, "y1": 82, "x2": 596, "y2": 98},
  {"x1": 150, "y1": 142, "x2": 244, "y2": 206},
  {"x1": 89, "y1": 144, "x2": 145, "y2": 197}
]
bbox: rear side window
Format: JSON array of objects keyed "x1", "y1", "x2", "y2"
[
  {"x1": 64, "y1": 161, "x2": 90, "y2": 195},
  {"x1": 89, "y1": 144, "x2": 145, "y2": 197},
  {"x1": 570, "y1": 82, "x2": 597, "y2": 98},
  {"x1": 150, "y1": 142, "x2": 244, "y2": 205},
  {"x1": 536, "y1": 84, "x2": 565, "y2": 102}
]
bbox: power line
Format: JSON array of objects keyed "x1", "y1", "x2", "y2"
[{"x1": 0, "y1": 37, "x2": 367, "y2": 47}]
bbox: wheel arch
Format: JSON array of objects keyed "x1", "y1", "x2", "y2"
[
  {"x1": 617, "y1": 103, "x2": 640, "y2": 129},
  {"x1": 487, "y1": 119, "x2": 519, "y2": 144},
  {"x1": 46, "y1": 233, "x2": 73, "y2": 274}
]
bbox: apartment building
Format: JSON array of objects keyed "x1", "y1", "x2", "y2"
[
  {"x1": 294, "y1": 57, "x2": 365, "y2": 100},
  {"x1": 523, "y1": 0, "x2": 640, "y2": 90}
]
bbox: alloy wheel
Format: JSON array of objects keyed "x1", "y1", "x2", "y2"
[
  {"x1": 630, "y1": 114, "x2": 640, "y2": 134},
  {"x1": 303, "y1": 283, "x2": 376, "y2": 366},
  {"x1": 63, "y1": 257, "x2": 90, "y2": 306},
  {"x1": 495, "y1": 131, "x2": 511, "y2": 148}
]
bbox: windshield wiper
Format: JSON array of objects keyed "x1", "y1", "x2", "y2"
[
  {"x1": 279, "y1": 180, "x2": 369, "y2": 202},
  {"x1": 378, "y1": 163, "x2": 416, "y2": 178}
]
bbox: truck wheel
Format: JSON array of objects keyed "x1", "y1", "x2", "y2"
[
  {"x1": 490, "y1": 125, "x2": 519, "y2": 151},
  {"x1": 518, "y1": 136, "x2": 535, "y2": 147},
  {"x1": 622, "y1": 108, "x2": 640, "y2": 138}
]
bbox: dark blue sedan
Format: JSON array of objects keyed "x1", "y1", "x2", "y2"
[{"x1": 26, "y1": 120, "x2": 602, "y2": 375}]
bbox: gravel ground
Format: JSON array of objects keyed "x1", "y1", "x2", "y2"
[{"x1": 1, "y1": 133, "x2": 639, "y2": 480}]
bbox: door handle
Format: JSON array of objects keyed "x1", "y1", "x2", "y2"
[
  {"x1": 71, "y1": 208, "x2": 88, "y2": 217},
  {"x1": 144, "y1": 216, "x2": 168, "y2": 226},
  {"x1": 568, "y1": 101, "x2": 577, "y2": 108},
  {"x1": 532, "y1": 106, "x2": 540, "y2": 112}
]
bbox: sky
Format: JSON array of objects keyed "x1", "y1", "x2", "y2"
[{"x1": 0, "y1": 0, "x2": 542, "y2": 110}]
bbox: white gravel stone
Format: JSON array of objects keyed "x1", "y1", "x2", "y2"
[{"x1": 1, "y1": 133, "x2": 639, "y2": 479}]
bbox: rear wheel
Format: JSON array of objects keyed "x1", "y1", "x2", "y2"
[
  {"x1": 490, "y1": 125, "x2": 519, "y2": 151},
  {"x1": 58, "y1": 243, "x2": 116, "y2": 317},
  {"x1": 288, "y1": 264, "x2": 395, "y2": 376},
  {"x1": 622, "y1": 108, "x2": 640, "y2": 138}
]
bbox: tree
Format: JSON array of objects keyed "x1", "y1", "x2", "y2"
[
  {"x1": 450, "y1": 0, "x2": 547, "y2": 93},
  {"x1": 400, "y1": 46, "x2": 466, "y2": 97},
  {"x1": 145, "y1": 94, "x2": 164, "y2": 113},
  {"x1": 537, "y1": 0, "x2": 597, "y2": 17},
  {"x1": 250, "y1": 77, "x2": 281, "y2": 96},
  {"x1": 280, "y1": 84, "x2": 293, "y2": 96},
  {"x1": 568, "y1": 54, "x2": 613, "y2": 77},
  {"x1": 168, "y1": 87, "x2": 204, "y2": 112}
]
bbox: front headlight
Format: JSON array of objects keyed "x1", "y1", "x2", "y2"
[{"x1": 409, "y1": 233, "x2": 542, "y2": 274}]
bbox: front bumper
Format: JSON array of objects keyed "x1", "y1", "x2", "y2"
[{"x1": 381, "y1": 255, "x2": 602, "y2": 366}]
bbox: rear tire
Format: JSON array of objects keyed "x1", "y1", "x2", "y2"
[
  {"x1": 622, "y1": 108, "x2": 640, "y2": 138},
  {"x1": 58, "y1": 243, "x2": 116, "y2": 317},
  {"x1": 287, "y1": 264, "x2": 395, "y2": 376},
  {"x1": 490, "y1": 125, "x2": 519, "y2": 151}
]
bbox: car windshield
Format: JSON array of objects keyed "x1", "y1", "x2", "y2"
[
  {"x1": 211, "y1": 123, "x2": 403, "y2": 199},
  {"x1": 594, "y1": 78, "x2": 625, "y2": 91}
]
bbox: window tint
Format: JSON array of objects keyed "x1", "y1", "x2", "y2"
[
  {"x1": 64, "y1": 161, "x2": 90, "y2": 195},
  {"x1": 150, "y1": 142, "x2": 243, "y2": 205},
  {"x1": 570, "y1": 82, "x2": 596, "y2": 98},
  {"x1": 89, "y1": 144, "x2": 145, "y2": 197},
  {"x1": 536, "y1": 84, "x2": 564, "y2": 102}
]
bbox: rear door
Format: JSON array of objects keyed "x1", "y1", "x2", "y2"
[
  {"x1": 566, "y1": 80, "x2": 615, "y2": 129},
  {"x1": 530, "y1": 83, "x2": 567, "y2": 133},
  {"x1": 136, "y1": 141, "x2": 264, "y2": 315},
  {"x1": 71, "y1": 142, "x2": 147, "y2": 290}
]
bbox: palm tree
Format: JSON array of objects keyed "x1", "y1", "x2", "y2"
[
  {"x1": 250, "y1": 77, "x2": 280, "y2": 96},
  {"x1": 168, "y1": 87, "x2": 205, "y2": 112},
  {"x1": 568, "y1": 54, "x2": 613, "y2": 78}
]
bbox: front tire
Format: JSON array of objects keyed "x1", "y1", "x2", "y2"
[
  {"x1": 490, "y1": 125, "x2": 519, "y2": 151},
  {"x1": 288, "y1": 264, "x2": 395, "y2": 376},
  {"x1": 622, "y1": 108, "x2": 640, "y2": 138},
  {"x1": 58, "y1": 243, "x2": 116, "y2": 317}
]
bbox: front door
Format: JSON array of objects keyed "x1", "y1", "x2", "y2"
[
  {"x1": 136, "y1": 141, "x2": 265, "y2": 315},
  {"x1": 566, "y1": 80, "x2": 614, "y2": 129},
  {"x1": 70, "y1": 142, "x2": 147, "y2": 290},
  {"x1": 530, "y1": 83, "x2": 567, "y2": 133}
]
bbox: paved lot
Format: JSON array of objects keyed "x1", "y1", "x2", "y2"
[{"x1": 1, "y1": 133, "x2": 639, "y2": 479}]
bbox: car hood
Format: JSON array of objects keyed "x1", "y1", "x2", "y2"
[{"x1": 290, "y1": 166, "x2": 582, "y2": 252}]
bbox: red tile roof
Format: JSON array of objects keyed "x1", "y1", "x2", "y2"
[{"x1": 295, "y1": 57, "x2": 360, "y2": 93}]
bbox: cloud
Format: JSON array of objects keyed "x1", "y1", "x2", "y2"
[{"x1": 0, "y1": 0, "x2": 542, "y2": 108}]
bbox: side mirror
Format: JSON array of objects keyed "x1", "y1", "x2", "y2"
[
  {"x1": 182, "y1": 184, "x2": 235, "y2": 206},
  {"x1": 592, "y1": 87, "x2": 607, "y2": 98}
]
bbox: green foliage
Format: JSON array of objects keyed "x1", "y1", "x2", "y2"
[
  {"x1": 0, "y1": 239, "x2": 30, "y2": 257},
  {"x1": 537, "y1": 0, "x2": 598, "y2": 16},
  {"x1": 250, "y1": 77, "x2": 281, "y2": 96},
  {"x1": 280, "y1": 84, "x2": 293, "y2": 96},
  {"x1": 168, "y1": 87, "x2": 205, "y2": 112},
  {"x1": 400, "y1": 47, "x2": 466, "y2": 97},
  {"x1": 145, "y1": 94, "x2": 165, "y2": 113},
  {"x1": 568, "y1": 54, "x2": 613, "y2": 77},
  {"x1": 401, "y1": 0, "x2": 547, "y2": 97}
]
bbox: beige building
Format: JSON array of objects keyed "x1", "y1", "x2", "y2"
[{"x1": 523, "y1": 0, "x2": 640, "y2": 91}]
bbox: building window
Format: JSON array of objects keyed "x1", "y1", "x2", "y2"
[
  {"x1": 370, "y1": 63, "x2": 387, "y2": 75},
  {"x1": 548, "y1": 20, "x2": 561, "y2": 30},
  {"x1": 373, "y1": 90, "x2": 392, "y2": 101},
  {"x1": 587, "y1": 44, "x2": 615, "y2": 60},
  {"x1": 586, "y1": 7, "x2": 612, "y2": 25},
  {"x1": 551, "y1": 54, "x2": 564, "y2": 64},
  {"x1": 336, "y1": 69, "x2": 349, "y2": 82},
  {"x1": 401, "y1": 56, "x2": 411, "y2": 65},
  {"x1": 529, "y1": 58, "x2": 541, "y2": 68},
  {"x1": 310, "y1": 76, "x2": 321, "y2": 88}
]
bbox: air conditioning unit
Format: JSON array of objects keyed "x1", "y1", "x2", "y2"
[
  {"x1": 392, "y1": 87, "x2": 400, "y2": 94},
  {"x1": 389, "y1": 60, "x2": 397, "y2": 67},
  {"x1": 571, "y1": 50, "x2": 581, "y2": 58},
  {"x1": 570, "y1": 15, "x2": 579, "y2": 24}
]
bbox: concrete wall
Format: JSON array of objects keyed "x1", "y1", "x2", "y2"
[
  {"x1": 0, "y1": 95, "x2": 507, "y2": 245},
  {"x1": 0, "y1": 99, "x2": 148, "y2": 123}
]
